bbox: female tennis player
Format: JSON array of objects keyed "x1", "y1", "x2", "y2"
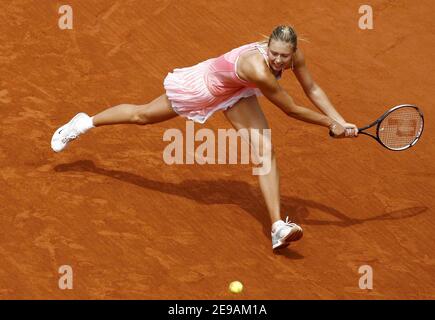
[{"x1": 51, "y1": 25, "x2": 358, "y2": 250}]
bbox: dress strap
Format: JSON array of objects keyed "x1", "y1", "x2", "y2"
[
  {"x1": 255, "y1": 44, "x2": 271, "y2": 68},
  {"x1": 254, "y1": 43, "x2": 286, "y2": 79}
]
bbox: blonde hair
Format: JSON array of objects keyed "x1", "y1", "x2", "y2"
[{"x1": 259, "y1": 25, "x2": 307, "y2": 50}]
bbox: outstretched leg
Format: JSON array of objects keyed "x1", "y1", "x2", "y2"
[
  {"x1": 224, "y1": 95, "x2": 303, "y2": 249},
  {"x1": 51, "y1": 94, "x2": 178, "y2": 152},
  {"x1": 93, "y1": 94, "x2": 177, "y2": 127}
]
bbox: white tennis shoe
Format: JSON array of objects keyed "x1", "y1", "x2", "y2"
[
  {"x1": 271, "y1": 217, "x2": 303, "y2": 250},
  {"x1": 51, "y1": 113, "x2": 91, "y2": 152}
]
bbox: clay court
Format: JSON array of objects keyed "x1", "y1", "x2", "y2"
[{"x1": 1, "y1": 0, "x2": 434, "y2": 299}]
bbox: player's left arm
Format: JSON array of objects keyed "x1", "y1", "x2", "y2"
[{"x1": 292, "y1": 50, "x2": 353, "y2": 129}]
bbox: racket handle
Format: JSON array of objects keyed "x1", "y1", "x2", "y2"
[{"x1": 330, "y1": 128, "x2": 360, "y2": 138}]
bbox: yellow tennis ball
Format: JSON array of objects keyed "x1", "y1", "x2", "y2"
[{"x1": 229, "y1": 281, "x2": 243, "y2": 294}]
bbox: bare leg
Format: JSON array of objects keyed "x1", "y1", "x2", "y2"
[
  {"x1": 224, "y1": 96, "x2": 281, "y2": 224},
  {"x1": 93, "y1": 94, "x2": 178, "y2": 127},
  {"x1": 51, "y1": 94, "x2": 179, "y2": 152}
]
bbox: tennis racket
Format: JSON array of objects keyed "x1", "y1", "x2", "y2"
[{"x1": 331, "y1": 104, "x2": 424, "y2": 151}]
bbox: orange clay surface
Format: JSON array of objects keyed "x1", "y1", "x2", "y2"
[{"x1": 0, "y1": 0, "x2": 434, "y2": 299}]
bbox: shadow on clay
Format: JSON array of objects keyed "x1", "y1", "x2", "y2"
[{"x1": 54, "y1": 160, "x2": 428, "y2": 256}]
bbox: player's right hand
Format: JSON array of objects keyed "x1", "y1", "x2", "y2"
[{"x1": 342, "y1": 123, "x2": 358, "y2": 137}]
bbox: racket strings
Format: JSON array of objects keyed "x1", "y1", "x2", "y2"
[{"x1": 378, "y1": 108, "x2": 423, "y2": 150}]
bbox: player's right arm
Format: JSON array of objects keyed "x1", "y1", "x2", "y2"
[
  {"x1": 242, "y1": 56, "x2": 345, "y2": 135},
  {"x1": 257, "y1": 74, "x2": 335, "y2": 128}
]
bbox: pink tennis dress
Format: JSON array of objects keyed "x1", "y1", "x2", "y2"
[{"x1": 164, "y1": 42, "x2": 282, "y2": 123}]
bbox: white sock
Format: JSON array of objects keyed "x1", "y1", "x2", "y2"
[
  {"x1": 272, "y1": 220, "x2": 285, "y2": 233},
  {"x1": 89, "y1": 116, "x2": 96, "y2": 129},
  {"x1": 77, "y1": 115, "x2": 95, "y2": 133}
]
